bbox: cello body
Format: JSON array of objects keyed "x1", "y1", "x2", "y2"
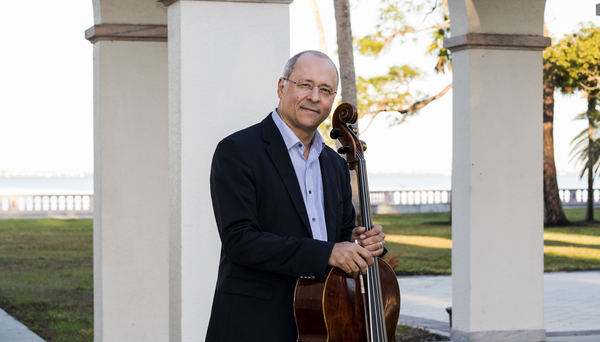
[
  {"x1": 294, "y1": 103, "x2": 401, "y2": 342},
  {"x1": 294, "y1": 260, "x2": 400, "y2": 341}
]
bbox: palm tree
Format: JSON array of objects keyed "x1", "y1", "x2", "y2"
[
  {"x1": 547, "y1": 23, "x2": 600, "y2": 221},
  {"x1": 570, "y1": 101, "x2": 600, "y2": 221},
  {"x1": 542, "y1": 22, "x2": 569, "y2": 227},
  {"x1": 309, "y1": 0, "x2": 328, "y2": 54},
  {"x1": 543, "y1": 60, "x2": 569, "y2": 226},
  {"x1": 333, "y1": 0, "x2": 361, "y2": 224},
  {"x1": 333, "y1": 0, "x2": 357, "y2": 107}
]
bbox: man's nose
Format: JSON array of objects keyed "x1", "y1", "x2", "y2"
[{"x1": 307, "y1": 86, "x2": 320, "y2": 101}]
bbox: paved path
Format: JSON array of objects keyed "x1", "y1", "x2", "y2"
[
  {"x1": 0, "y1": 307, "x2": 44, "y2": 342},
  {"x1": 398, "y1": 271, "x2": 600, "y2": 341}
]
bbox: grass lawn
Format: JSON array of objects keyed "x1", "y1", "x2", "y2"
[
  {"x1": 378, "y1": 208, "x2": 600, "y2": 275},
  {"x1": 0, "y1": 219, "x2": 93, "y2": 342},
  {"x1": 0, "y1": 210, "x2": 599, "y2": 341}
]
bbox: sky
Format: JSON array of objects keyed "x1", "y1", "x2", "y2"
[{"x1": 1, "y1": 0, "x2": 599, "y2": 175}]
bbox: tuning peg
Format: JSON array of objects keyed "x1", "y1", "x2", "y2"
[
  {"x1": 360, "y1": 140, "x2": 367, "y2": 151},
  {"x1": 330, "y1": 128, "x2": 342, "y2": 140},
  {"x1": 349, "y1": 124, "x2": 358, "y2": 134},
  {"x1": 338, "y1": 146, "x2": 351, "y2": 154}
]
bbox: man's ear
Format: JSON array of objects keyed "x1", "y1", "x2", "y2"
[{"x1": 277, "y1": 78, "x2": 285, "y2": 99}]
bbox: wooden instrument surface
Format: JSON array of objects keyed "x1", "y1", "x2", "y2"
[{"x1": 294, "y1": 103, "x2": 401, "y2": 342}]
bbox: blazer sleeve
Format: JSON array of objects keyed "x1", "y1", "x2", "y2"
[{"x1": 210, "y1": 137, "x2": 335, "y2": 281}]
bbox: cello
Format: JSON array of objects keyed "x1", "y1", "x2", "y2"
[{"x1": 294, "y1": 103, "x2": 401, "y2": 342}]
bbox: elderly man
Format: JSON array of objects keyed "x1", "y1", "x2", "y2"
[{"x1": 206, "y1": 50, "x2": 386, "y2": 341}]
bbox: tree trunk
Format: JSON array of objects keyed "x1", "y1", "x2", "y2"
[
  {"x1": 309, "y1": 0, "x2": 328, "y2": 54},
  {"x1": 586, "y1": 97, "x2": 597, "y2": 221},
  {"x1": 334, "y1": 0, "x2": 361, "y2": 225},
  {"x1": 333, "y1": 0, "x2": 357, "y2": 107},
  {"x1": 543, "y1": 62, "x2": 569, "y2": 226}
]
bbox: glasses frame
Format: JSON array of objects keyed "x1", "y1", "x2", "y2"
[{"x1": 283, "y1": 78, "x2": 337, "y2": 99}]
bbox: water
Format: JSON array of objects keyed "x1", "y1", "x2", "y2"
[
  {"x1": 0, "y1": 175, "x2": 597, "y2": 195},
  {"x1": 0, "y1": 177, "x2": 93, "y2": 195},
  {"x1": 367, "y1": 174, "x2": 451, "y2": 191}
]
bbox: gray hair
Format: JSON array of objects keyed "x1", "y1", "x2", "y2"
[{"x1": 283, "y1": 50, "x2": 339, "y2": 89}]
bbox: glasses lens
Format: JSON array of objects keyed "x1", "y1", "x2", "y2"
[
  {"x1": 319, "y1": 88, "x2": 333, "y2": 98},
  {"x1": 294, "y1": 81, "x2": 334, "y2": 99},
  {"x1": 295, "y1": 83, "x2": 313, "y2": 92}
]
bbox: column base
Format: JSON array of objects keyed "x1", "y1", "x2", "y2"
[{"x1": 450, "y1": 329, "x2": 546, "y2": 342}]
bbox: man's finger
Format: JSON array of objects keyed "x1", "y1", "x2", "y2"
[
  {"x1": 362, "y1": 234, "x2": 385, "y2": 249},
  {"x1": 361, "y1": 225, "x2": 383, "y2": 237},
  {"x1": 358, "y1": 227, "x2": 383, "y2": 241},
  {"x1": 356, "y1": 246, "x2": 374, "y2": 266}
]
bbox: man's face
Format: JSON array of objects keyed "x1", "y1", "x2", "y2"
[{"x1": 277, "y1": 53, "x2": 338, "y2": 137}]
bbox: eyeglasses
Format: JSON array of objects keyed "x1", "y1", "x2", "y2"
[{"x1": 283, "y1": 78, "x2": 337, "y2": 99}]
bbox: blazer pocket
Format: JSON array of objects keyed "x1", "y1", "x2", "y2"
[{"x1": 222, "y1": 277, "x2": 274, "y2": 300}]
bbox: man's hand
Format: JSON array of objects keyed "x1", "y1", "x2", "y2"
[
  {"x1": 328, "y1": 242, "x2": 374, "y2": 278},
  {"x1": 351, "y1": 225, "x2": 386, "y2": 257}
]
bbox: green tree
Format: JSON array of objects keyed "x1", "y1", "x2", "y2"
[
  {"x1": 355, "y1": 0, "x2": 451, "y2": 129},
  {"x1": 547, "y1": 23, "x2": 600, "y2": 222},
  {"x1": 357, "y1": 2, "x2": 567, "y2": 227}
]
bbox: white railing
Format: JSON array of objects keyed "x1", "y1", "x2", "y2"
[
  {"x1": 559, "y1": 189, "x2": 600, "y2": 206},
  {"x1": 370, "y1": 190, "x2": 452, "y2": 206},
  {"x1": 371, "y1": 188, "x2": 600, "y2": 208},
  {"x1": 0, "y1": 194, "x2": 94, "y2": 218},
  {"x1": 0, "y1": 189, "x2": 595, "y2": 219}
]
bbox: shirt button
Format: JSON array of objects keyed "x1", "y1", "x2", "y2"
[
  {"x1": 312, "y1": 218, "x2": 316, "y2": 222},
  {"x1": 299, "y1": 143, "x2": 302, "y2": 147},
  {"x1": 309, "y1": 190, "x2": 312, "y2": 194}
]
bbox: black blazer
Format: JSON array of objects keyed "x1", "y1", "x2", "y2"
[{"x1": 206, "y1": 114, "x2": 356, "y2": 341}]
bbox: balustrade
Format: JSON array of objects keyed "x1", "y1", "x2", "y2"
[
  {"x1": 369, "y1": 190, "x2": 452, "y2": 206},
  {"x1": 558, "y1": 189, "x2": 600, "y2": 206},
  {"x1": 370, "y1": 188, "x2": 600, "y2": 208},
  {"x1": 0, "y1": 195, "x2": 93, "y2": 218},
  {"x1": 0, "y1": 189, "x2": 596, "y2": 219}
]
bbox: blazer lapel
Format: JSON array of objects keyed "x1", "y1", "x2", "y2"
[
  {"x1": 319, "y1": 151, "x2": 340, "y2": 243},
  {"x1": 262, "y1": 115, "x2": 312, "y2": 236}
]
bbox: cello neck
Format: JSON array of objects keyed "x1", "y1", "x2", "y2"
[{"x1": 356, "y1": 155, "x2": 374, "y2": 231}]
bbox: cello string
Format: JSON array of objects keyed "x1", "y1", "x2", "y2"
[
  {"x1": 358, "y1": 156, "x2": 385, "y2": 341},
  {"x1": 358, "y1": 154, "x2": 387, "y2": 341},
  {"x1": 357, "y1": 156, "x2": 377, "y2": 340}
]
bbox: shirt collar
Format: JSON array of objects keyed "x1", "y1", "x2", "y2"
[{"x1": 272, "y1": 108, "x2": 325, "y2": 154}]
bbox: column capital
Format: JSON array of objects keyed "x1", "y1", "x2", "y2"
[
  {"x1": 85, "y1": 24, "x2": 167, "y2": 43},
  {"x1": 444, "y1": 33, "x2": 551, "y2": 52},
  {"x1": 158, "y1": 0, "x2": 292, "y2": 6}
]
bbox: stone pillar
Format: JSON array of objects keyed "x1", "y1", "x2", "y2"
[
  {"x1": 444, "y1": 1, "x2": 550, "y2": 341},
  {"x1": 158, "y1": 0, "x2": 292, "y2": 340},
  {"x1": 88, "y1": 1, "x2": 168, "y2": 341}
]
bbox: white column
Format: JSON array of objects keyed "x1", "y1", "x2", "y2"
[
  {"x1": 88, "y1": 6, "x2": 169, "y2": 340},
  {"x1": 446, "y1": 1, "x2": 549, "y2": 341},
  {"x1": 163, "y1": 0, "x2": 292, "y2": 340}
]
